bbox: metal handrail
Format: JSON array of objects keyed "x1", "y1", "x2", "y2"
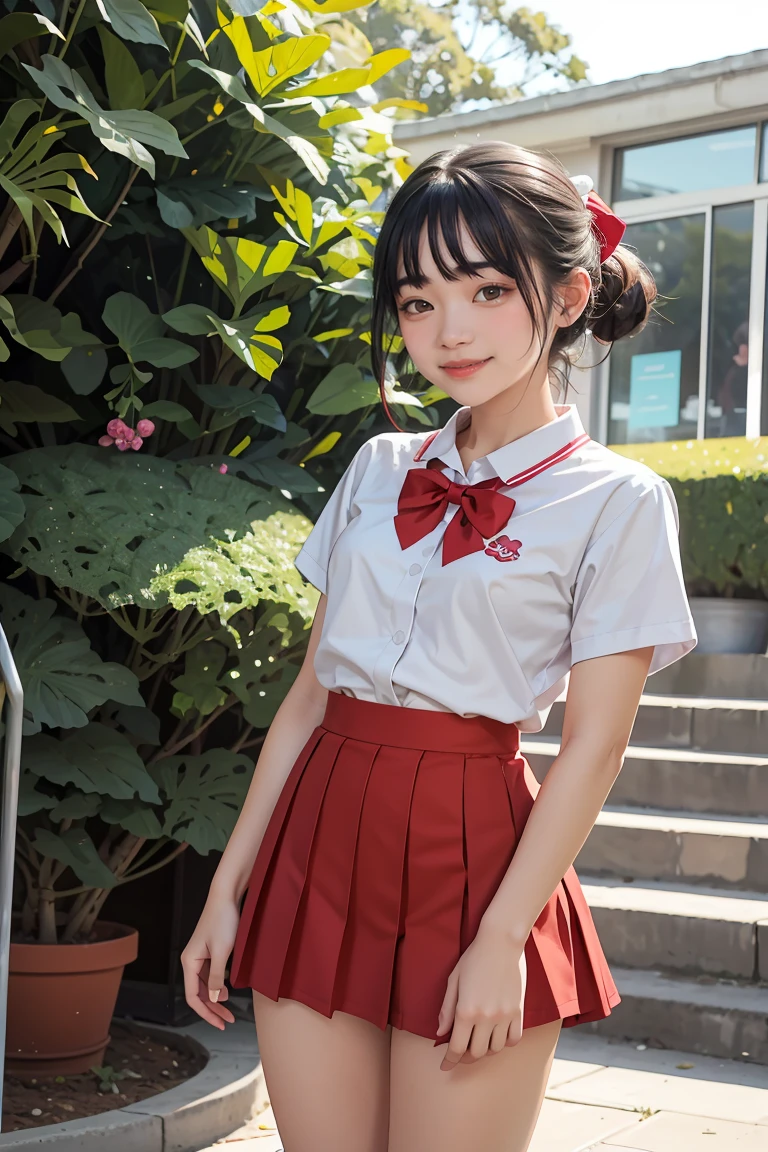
[{"x1": 0, "y1": 623, "x2": 23, "y2": 1118}]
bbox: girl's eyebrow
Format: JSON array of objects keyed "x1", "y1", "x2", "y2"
[{"x1": 394, "y1": 262, "x2": 496, "y2": 292}]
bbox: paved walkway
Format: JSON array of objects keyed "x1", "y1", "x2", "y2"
[{"x1": 199, "y1": 1029, "x2": 768, "y2": 1151}]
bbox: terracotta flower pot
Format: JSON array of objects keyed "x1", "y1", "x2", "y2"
[{"x1": 5, "y1": 921, "x2": 139, "y2": 1075}]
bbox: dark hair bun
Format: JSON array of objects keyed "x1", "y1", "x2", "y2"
[{"x1": 591, "y1": 247, "x2": 657, "y2": 345}]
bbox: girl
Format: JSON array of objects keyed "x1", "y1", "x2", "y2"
[{"x1": 181, "y1": 141, "x2": 697, "y2": 1152}]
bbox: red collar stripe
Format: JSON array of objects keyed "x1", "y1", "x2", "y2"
[
  {"x1": 413, "y1": 428, "x2": 591, "y2": 484},
  {"x1": 412, "y1": 430, "x2": 440, "y2": 461},
  {"x1": 502, "y1": 433, "x2": 591, "y2": 487}
]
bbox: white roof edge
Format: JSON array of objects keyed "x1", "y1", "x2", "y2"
[{"x1": 392, "y1": 48, "x2": 768, "y2": 141}]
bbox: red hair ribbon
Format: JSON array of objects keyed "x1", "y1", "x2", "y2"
[{"x1": 586, "y1": 190, "x2": 626, "y2": 263}]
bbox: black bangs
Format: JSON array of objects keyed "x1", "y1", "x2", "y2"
[{"x1": 370, "y1": 167, "x2": 549, "y2": 397}]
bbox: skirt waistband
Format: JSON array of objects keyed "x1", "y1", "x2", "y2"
[{"x1": 321, "y1": 691, "x2": 520, "y2": 755}]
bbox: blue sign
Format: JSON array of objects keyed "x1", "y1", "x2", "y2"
[{"x1": 628, "y1": 351, "x2": 682, "y2": 431}]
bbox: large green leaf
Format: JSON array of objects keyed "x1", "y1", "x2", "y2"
[
  {"x1": 180, "y1": 225, "x2": 298, "y2": 314},
  {"x1": 0, "y1": 585, "x2": 144, "y2": 734},
  {"x1": 222, "y1": 16, "x2": 329, "y2": 98},
  {"x1": 96, "y1": 24, "x2": 146, "y2": 109},
  {"x1": 60, "y1": 345, "x2": 109, "y2": 395},
  {"x1": 100, "y1": 796, "x2": 163, "y2": 838},
  {"x1": 95, "y1": 0, "x2": 167, "y2": 49},
  {"x1": 3, "y1": 445, "x2": 289, "y2": 609},
  {"x1": 0, "y1": 379, "x2": 80, "y2": 434},
  {"x1": 102, "y1": 292, "x2": 198, "y2": 367},
  {"x1": 23, "y1": 56, "x2": 186, "y2": 178},
  {"x1": 149, "y1": 509, "x2": 318, "y2": 637},
  {"x1": 194, "y1": 385, "x2": 286, "y2": 431},
  {"x1": 24, "y1": 725, "x2": 160, "y2": 802},
  {"x1": 0, "y1": 14, "x2": 63, "y2": 60},
  {"x1": 0, "y1": 463, "x2": 25, "y2": 544},
  {"x1": 0, "y1": 295, "x2": 99, "y2": 362},
  {"x1": 151, "y1": 749, "x2": 255, "y2": 854},
  {"x1": 188, "y1": 60, "x2": 329, "y2": 183},
  {"x1": 306, "y1": 363, "x2": 379, "y2": 414},
  {"x1": 170, "y1": 640, "x2": 228, "y2": 717},
  {"x1": 32, "y1": 827, "x2": 119, "y2": 889},
  {"x1": 156, "y1": 180, "x2": 266, "y2": 229}
]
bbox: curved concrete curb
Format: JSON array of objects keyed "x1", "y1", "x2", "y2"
[{"x1": 0, "y1": 1020, "x2": 268, "y2": 1152}]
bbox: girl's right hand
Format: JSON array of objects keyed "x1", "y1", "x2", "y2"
[{"x1": 181, "y1": 897, "x2": 241, "y2": 1029}]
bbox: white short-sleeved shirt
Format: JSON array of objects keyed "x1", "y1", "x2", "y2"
[{"x1": 294, "y1": 403, "x2": 697, "y2": 731}]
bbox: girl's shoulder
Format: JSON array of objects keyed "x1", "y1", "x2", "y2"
[
  {"x1": 354, "y1": 427, "x2": 437, "y2": 471},
  {"x1": 581, "y1": 437, "x2": 672, "y2": 498},
  {"x1": 578, "y1": 439, "x2": 678, "y2": 540}
]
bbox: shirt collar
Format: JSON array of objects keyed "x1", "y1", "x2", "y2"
[{"x1": 413, "y1": 403, "x2": 588, "y2": 484}]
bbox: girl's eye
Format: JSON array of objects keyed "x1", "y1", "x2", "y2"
[
  {"x1": 475, "y1": 284, "x2": 508, "y2": 302},
  {"x1": 397, "y1": 299, "x2": 432, "y2": 315},
  {"x1": 397, "y1": 283, "x2": 511, "y2": 314}
]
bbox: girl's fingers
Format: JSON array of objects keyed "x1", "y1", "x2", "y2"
[
  {"x1": 489, "y1": 1020, "x2": 509, "y2": 1054},
  {"x1": 182, "y1": 952, "x2": 235, "y2": 1028},
  {"x1": 505, "y1": 1014, "x2": 524, "y2": 1047},
  {"x1": 440, "y1": 1015, "x2": 473, "y2": 1070},
  {"x1": 436, "y1": 969, "x2": 459, "y2": 1036}
]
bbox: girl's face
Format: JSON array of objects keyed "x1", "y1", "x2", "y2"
[{"x1": 394, "y1": 216, "x2": 553, "y2": 407}]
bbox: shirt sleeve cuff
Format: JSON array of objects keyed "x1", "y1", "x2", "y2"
[
  {"x1": 571, "y1": 620, "x2": 698, "y2": 674},
  {"x1": 294, "y1": 545, "x2": 327, "y2": 596}
]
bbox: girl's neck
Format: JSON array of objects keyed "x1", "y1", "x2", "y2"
[{"x1": 454, "y1": 383, "x2": 561, "y2": 473}]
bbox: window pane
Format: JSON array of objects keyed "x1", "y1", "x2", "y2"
[
  {"x1": 607, "y1": 216, "x2": 704, "y2": 445},
  {"x1": 705, "y1": 203, "x2": 753, "y2": 438},
  {"x1": 615, "y1": 127, "x2": 756, "y2": 200},
  {"x1": 760, "y1": 123, "x2": 768, "y2": 183}
]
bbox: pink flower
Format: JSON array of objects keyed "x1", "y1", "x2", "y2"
[
  {"x1": 106, "y1": 418, "x2": 128, "y2": 439},
  {"x1": 98, "y1": 435, "x2": 114, "y2": 447},
  {"x1": 130, "y1": 436, "x2": 143, "y2": 451},
  {"x1": 115, "y1": 438, "x2": 131, "y2": 451},
  {"x1": 136, "y1": 419, "x2": 155, "y2": 437},
  {"x1": 122, "y1": 426, "x2": 136, "y2": 442},
  {"x1": 218, "y1": 463, "x2": 228, "y2": 474}
]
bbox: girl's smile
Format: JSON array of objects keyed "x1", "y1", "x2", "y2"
[{"x1": 440, "y1": 356, "x2": 494, "y2": 378}]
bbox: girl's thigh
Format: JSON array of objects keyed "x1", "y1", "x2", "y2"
[
  {"x1": 251, "y1": 991, "x2": 391, "y2": 1152},
  {"x1": 388, "y1": 1017, "x2": 562, "y2": 1152}
]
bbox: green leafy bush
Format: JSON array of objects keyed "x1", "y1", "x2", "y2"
[
  {"x1": 613, "y1": 436, "x2": 768, "y2": 598},
  {"x1": 0, "y1": 0, "x2": 438, "y2": 942}
]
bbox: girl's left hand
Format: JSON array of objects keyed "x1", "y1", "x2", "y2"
[{"x1": 435, "y1": 922, "x2": 527, "y2": 1071}]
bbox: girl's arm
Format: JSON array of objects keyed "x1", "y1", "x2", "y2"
[
  {"x1": 479, "y1": 646, "x2": 654, "y2": 945},
  {"x1": 181, "y1": 593, "x2": 330, "y2": 1027}
]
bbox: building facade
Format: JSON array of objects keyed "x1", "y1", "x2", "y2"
[{"x1": 392, "y1": 51, "x2": 768, "y2": 447}]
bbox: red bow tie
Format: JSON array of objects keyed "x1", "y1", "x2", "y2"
[{"x1": 393, "y1": 467, "x2": 515, "y2": 565}]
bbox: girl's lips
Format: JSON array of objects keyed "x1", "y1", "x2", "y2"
[{"x1": 440, "y1": 357, "x2": 492, "y2": 378}]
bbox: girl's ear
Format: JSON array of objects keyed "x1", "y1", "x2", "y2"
[{"x1": 553, "y1": 267, "x2": 592, "y2": 329}]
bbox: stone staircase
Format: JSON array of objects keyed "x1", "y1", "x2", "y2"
[{"x1": 522, "y1": 663, "x2": 768, "y2": 1066}]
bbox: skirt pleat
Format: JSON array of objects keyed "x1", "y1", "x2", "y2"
[{"x1": 230, "y1": 692, "x2": 621, "y2": 1042}]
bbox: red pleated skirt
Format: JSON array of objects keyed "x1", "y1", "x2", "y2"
[{"x1": 230, "y1": 691, "x2": 621, "y2": 1045}]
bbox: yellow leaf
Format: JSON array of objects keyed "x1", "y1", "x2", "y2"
[
  {"x1": 230, "y1": 435, "x2": 251, "y2": 457},
  {"x1": 301, "y1": 431, "x2": 341, "y2": 462},
  {"x1": 394, "y1": 156, "x2": 414, "y2": 181},
  {"x1": 314, "y1": 328, "x2": 354, "y2": 341},
  {"x1": 318, "y1": 107, "x2": 364, "y2": 128}
]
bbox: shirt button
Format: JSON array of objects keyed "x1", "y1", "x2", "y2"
[
  {"x1": 393, "y1": 630, "x2": 405, "y2": 645},
  {"x1": 409, "y1": 563, "x2": 422, "y2": 575}
]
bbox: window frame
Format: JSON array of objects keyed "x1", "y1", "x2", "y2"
[{"x1": 596, "y1": 122, "x2": 768, "y2": 445}]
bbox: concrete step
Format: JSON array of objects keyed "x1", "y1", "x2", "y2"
[
  {"x1": 584, "y1": 965, "x2": 768, "y2": 1065},
  {"x1": 580, "y1": 875, "x2": 768, "y2": 980},
  {"x1": 542, "y1": 692, "x2": 768, "y2": 755},
  {"x1": 523, "y1": 738, "x2": 768, "y2": 818},
  {"x1": 574, "y1": 807, "x2": 768, "y2": 893}
]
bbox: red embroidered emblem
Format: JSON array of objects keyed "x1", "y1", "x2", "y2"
[{"x1": 484, "y1": 534, "x2": 522, "y2": 562}]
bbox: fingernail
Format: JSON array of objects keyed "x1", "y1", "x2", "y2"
[{"x1": 209, "y1": 989, "x2": 220, "y2": 1003}]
